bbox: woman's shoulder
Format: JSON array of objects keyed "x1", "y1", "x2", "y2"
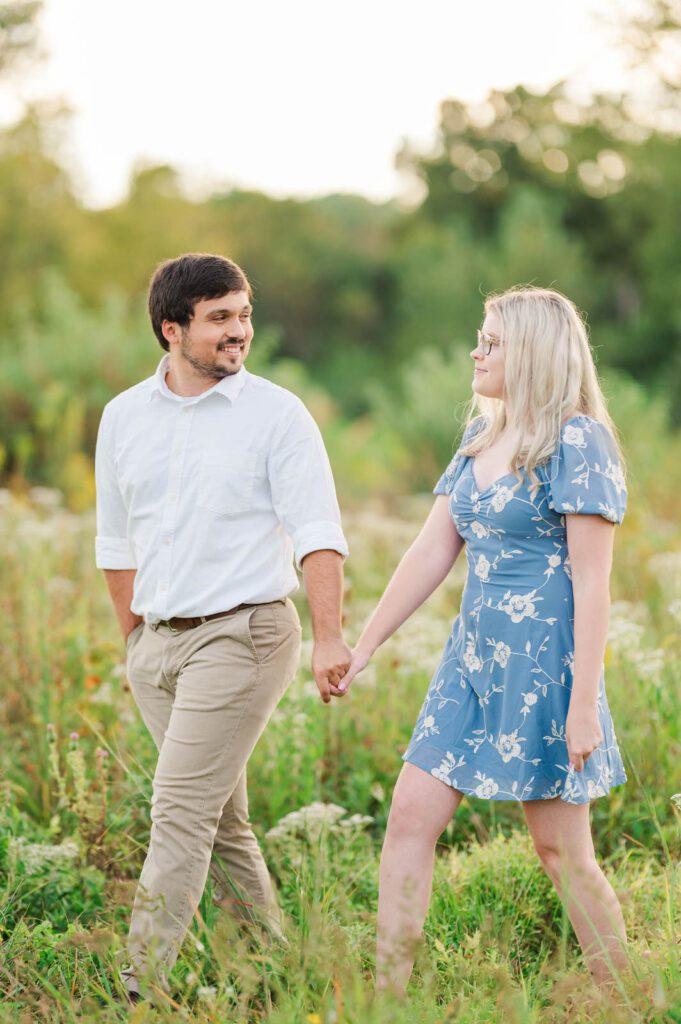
[
  {"x1": 461, "y1": 414, "x2": 489, "y2": 446},
  {"x1": 558, "y1": 414, "x2": 617, "y2": 452}
]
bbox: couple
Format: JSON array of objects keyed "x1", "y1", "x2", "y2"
[{"x1": 95, "y1": 252, "x2": 629, "y2": 1002}]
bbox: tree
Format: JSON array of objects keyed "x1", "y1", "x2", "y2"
[{"x1": 0, "y1": 2, "x2": 42, "y2": 77}]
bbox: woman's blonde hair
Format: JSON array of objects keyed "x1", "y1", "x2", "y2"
[{"x1": 462, "y1": 286, "x2": 623, "y2": 490}]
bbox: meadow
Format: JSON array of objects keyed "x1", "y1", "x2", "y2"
[{"x1": 0, "y1": 367, "x2": 680, "y2": 1024}]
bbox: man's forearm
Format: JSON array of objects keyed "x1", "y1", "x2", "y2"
[
  {"x1": 300, "y1": 549, "x2": 344, "y2": 640},
  {"x1": 103, "y1": 569, "x2": 142, "y2": 640}
]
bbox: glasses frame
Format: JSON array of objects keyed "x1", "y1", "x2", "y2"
[{"x1": 476, "y1": 329, "x2": 501, "y2": 357}]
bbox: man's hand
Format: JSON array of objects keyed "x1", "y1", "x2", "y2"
[{"x1": 311, "y1": 637, "x2": 352, "y2": 703}]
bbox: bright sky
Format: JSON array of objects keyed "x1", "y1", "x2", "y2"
[{"x1": 6, "y1": 0, "x2": 634, "y2": 207}]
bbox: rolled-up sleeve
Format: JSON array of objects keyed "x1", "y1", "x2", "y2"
[
  {"x1": 95, "y1": 403, "x2": 137, "y2": 569},
  {"x1": 269, "y1": 401, "x2": 349, "y2": 569}
]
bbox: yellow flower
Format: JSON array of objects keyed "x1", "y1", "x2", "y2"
[{"x1": 306, "y1": 1015, "x2": 322, "y2": 1024}]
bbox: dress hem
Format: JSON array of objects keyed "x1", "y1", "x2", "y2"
[{"x1": 402, "y1": 751, "x2": 627, "y2": 805}]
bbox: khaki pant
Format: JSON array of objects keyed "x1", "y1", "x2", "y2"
[{"x1": 122, "y1": 599, "x2": 301, "y2": 993}]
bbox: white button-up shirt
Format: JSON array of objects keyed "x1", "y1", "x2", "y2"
[{"x1": 95, "y1": 356, "x2": 348, "y2": 624}]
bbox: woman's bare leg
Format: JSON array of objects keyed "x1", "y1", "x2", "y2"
[
  {"x1": 377, "y1": 763, "x2": 463, "y2": 995},
  {"x1": 523, "y1": 798, "x2": 627, "y2": 987}
]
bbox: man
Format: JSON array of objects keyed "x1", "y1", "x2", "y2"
[{"x1": 95, "y1": 252, "x2": 350, "y2": 999}]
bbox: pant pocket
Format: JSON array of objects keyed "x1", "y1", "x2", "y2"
[{"x1": 245, "y1": 603, "x2": 281, "y2": 664}]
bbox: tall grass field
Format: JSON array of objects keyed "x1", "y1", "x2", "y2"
[{"x1": 0, "y1": 372, "x2": 680, "y2": 1023}]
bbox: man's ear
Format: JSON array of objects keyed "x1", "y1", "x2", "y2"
[{"x1": 162, "y1": 320, "x2": 181, "y2": 347}]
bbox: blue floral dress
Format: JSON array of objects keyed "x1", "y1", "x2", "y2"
[{"x1": 404, "y1": 415, "x2": 627, "y2": 804}]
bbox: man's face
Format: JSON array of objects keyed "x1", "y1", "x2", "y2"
[{"x1": 165, "y1": 291, "x2": 254, "y2": 380}]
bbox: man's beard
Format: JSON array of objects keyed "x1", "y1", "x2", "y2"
[{"x1": 179, "y1": 331, "x2": 237, "y2": 380}]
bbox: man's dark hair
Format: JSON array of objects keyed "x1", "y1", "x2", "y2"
[{"x1": 148, "y1": 253, "x2": 252, "y2": 351}]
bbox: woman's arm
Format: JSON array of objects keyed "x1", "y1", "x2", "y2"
[
  {"x1": 565, "y1": 513, "x2": 616, "y2": 771},
  {"x1": 338, "y1": 496, "x2": 465, "y2": 692}
]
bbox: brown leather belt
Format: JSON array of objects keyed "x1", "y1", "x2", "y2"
[{"x1": 157, "y1": 603, "x2": 252, "y2": 632}]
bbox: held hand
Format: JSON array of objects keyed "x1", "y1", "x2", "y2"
[
  {"x1": 337, "y1": 646, "x2": 372, "y2": 695},
  {"x1": 311, "y1": 637, "x2": 352, "y2": 704},
  {"x1": 566, "y1": 705, "x2": 603, "y2": 772}
]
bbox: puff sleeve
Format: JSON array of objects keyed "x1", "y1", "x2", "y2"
[
  {"x1": 547, "y1": 416, "x2": 627, "y2": 524},
  {"x1": 434, "y1": 417, "x2": 487, "y2": 497}
]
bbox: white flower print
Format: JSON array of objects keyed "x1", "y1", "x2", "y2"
[
  {"x1": 431, "y1": 751, "x2": 466, "y2": 784},
  {"x1": 463, "y1": 634, "x2": 483, "y2": 673},
  {"x1": 562, "y1": 424, "x2": 585, "y2": 447},
  {"x1": 499, "y1": 592, "x2": 537, "y2": 623},
  {"x1": 603, "y1": 459, "x2": 625, "y2": 494},
  {"x1": 415, "y1": 713, "x2": 439, "y2": 741},
  {"x1": 491, "y1": 486, "x2": 514, "y2": 512},
  {"x1": 471, "y1": 521, "x2": 490, "y2": 539},
  {"x1": 474, "y1": 776, "x2": 500, "y2": 799},
  {"x1": 474, "y1": 554, "x2": 491, "y2": 581},
  {"x1": 497, "y1": 731, "x2": 523, "y2": 762},
  {"x1": 403, "y1": 414, "x2": 626, "y2": 806},
  {"x1": 599, "y1": 503, "x2": 618, "y2": 523},
  {"x1": 493, "y1": 641, "x2": 511, "y2": 667}
]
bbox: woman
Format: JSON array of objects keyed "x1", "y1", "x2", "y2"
[{"x1": 338, "y1": 287, "x2": 629, "y2": 993}]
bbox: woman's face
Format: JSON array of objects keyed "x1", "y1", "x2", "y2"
[{"x1": 471, "y1": 309, "x2": 505, "y2": 400}]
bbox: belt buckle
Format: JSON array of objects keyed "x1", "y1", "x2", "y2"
[{"x1": 162, "y1": 619, "x2": 183, "y2": 635}]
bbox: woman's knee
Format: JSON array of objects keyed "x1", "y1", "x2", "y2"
[
  {"x1": 386, "y1": 792, "x2": 442, "y2": 846},
  {"x1": 532, "y1": 836, "x2": 598, "y2": 884}
]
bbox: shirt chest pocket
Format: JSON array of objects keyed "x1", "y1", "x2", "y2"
[{"x1": 197, "y1": 450, "x2": 259, "y2": 516}]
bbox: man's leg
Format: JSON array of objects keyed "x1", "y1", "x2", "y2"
[
  {"x1": 124, "y1": 601, "x2": 301, "y2": 993},
  {"x1": 211, "y1": 768, "x2": 285, "y2": 938},
  {"x1": 124, "y1": 633, "x2": 281, "y2": 936}
]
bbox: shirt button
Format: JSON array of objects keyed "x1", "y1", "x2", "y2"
[
  {"x1": 164, "y1": 537, "x2": 171, "y2": 545},
  {"x1": 160, "y1": 585, "x2": 167, "y2": 592}
]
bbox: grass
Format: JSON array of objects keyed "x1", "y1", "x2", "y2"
[{"x1": 1, "y1": 427, "x2": 680, "y2": 1021}]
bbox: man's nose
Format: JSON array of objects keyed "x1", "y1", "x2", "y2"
[{"x1": 229, "y1": 318, "x2": 246, "y2": 339}]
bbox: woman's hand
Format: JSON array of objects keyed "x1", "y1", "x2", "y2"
[
  {"x1": 337, "y1": 645, "x2": 373, "y2": 694},
  {"x1": 566, "y1": 705, "x2": 603, "y2": 772}
]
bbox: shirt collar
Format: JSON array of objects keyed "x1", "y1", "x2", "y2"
[{"x1": 148, "y1": 355, "x2": 248, "y2": 405}]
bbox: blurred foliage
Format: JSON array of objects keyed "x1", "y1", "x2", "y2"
[{"x1": 0, "y1": 0, "x2": 680, "y2": 498}]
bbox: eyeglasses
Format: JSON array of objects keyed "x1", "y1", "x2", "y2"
[{"x1": 476, "y1": 330, "x2": 501, "y2": 356}]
